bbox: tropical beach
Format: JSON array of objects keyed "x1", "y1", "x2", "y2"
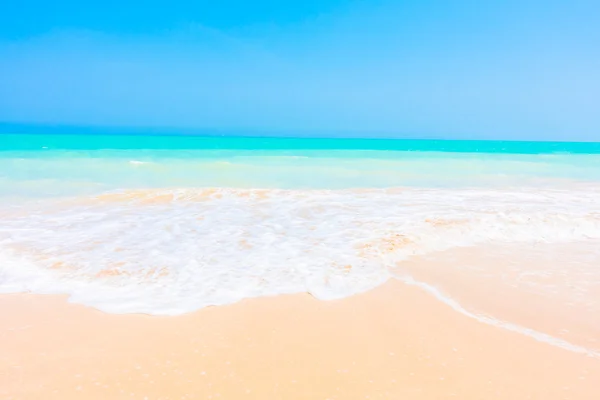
[
  {"x1": 1, "y1": 136, "x2": 600, "y2": 399},
  {"x1": 2, "y1": 0, "x2": 600, "y2": 398}
]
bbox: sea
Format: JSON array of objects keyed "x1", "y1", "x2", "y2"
[{"x1": 1, "y1": 133, "x2": 599, "y2": 355}]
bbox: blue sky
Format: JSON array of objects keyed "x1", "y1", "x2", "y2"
[{"x1": 1, "y1": 0, "x2": 599, "y2": 140}]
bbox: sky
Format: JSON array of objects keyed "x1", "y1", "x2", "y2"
[{"x1": 0, "y1": 0, "x2": 599, "y2": 140}]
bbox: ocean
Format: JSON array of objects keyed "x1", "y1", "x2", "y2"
[{"x1": 1, "y1": 133, "x2": 599, "y2": 354}]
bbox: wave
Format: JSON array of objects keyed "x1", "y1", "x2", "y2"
[{"x1": 1, "y1": 187, "x2": 599, "y2": 316}]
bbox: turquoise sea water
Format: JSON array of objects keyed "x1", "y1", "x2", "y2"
[
  {"x1": 2, "y1": 134, "x2": 600, "y2": 199},
  {"x1": 1, "y1": 133, "x2": 600, "y2": 356},
  {"x1": 3, "y1": 133, "x2": 600, "y2": 152}
]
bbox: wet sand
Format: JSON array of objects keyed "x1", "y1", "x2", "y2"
[
  {"x1": 1, "y1": 280, "x2": 600, "y2": 400},
  {"x1": 395, "y1": 243, "x2": 600, "y2": 351}
]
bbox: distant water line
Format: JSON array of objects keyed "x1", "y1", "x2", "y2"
[{"x1": 2, "y1": 133, "x2": 600, "y2": 153}]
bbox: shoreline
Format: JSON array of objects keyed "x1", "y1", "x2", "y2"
[{"x1": 2, "y1": 280, "x2": 599, "y2": 399}]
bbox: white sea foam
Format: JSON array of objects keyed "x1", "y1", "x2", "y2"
[{"x1": 1, "y1": 187, "x2": 600, "y2": 317}]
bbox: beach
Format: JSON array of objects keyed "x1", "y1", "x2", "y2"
[
  {"x1": 3, "y1": 0, "x2": 600, "y2": 394},
  {"x1": 1, "y1": 136, "x2": 600, "y2": 398},
  {"x1": 2, "y1": 275, "x2": 600, "y2": 400}
]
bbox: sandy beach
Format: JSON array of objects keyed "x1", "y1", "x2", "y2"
[
  {"x1": 3, "y1": 0, "x2": 600, "y2": 396},
  {"x1": 2, "y1": 278, "x2": 599, "y2": 400}
]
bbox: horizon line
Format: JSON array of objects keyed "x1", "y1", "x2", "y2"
[{"x1": 1, "y1": 122, "x2": 599, "y2": 144}]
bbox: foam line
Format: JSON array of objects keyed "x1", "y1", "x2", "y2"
[{"x1": 393, "y1": 274, "x2": 600, "y2": 359}]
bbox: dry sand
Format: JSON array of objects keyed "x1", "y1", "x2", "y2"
[{"x1": 1, "y1": 279, "x2": 600, "y2": 400}]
